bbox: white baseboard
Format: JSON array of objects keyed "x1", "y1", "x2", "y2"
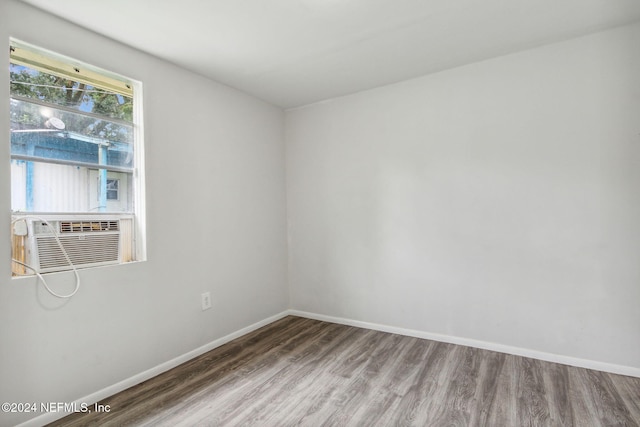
[
  {"x1": 17, "y1": 311, "x2": 290, "y2": 427},
  {"x1": 288, "y1": 309, "x2": 640, "y2": 379},
  {"x1": 18, "y1": 308, "x2": 639, "y2": 426}
]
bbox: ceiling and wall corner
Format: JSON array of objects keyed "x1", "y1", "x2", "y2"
[
  {"x1": 17, "y1": 0, "x2": 640, "y2": 109},
  {"x1": 2, "y1": 1, "x2": 639, "y2": 425},
  {"x1": 1, "y1": 1, "x2": 288, "y2": 425},
  {"x1": 285, "y1": 21, "x2": 640, "y2": 372},
  {"x1": 12, "y1": 0, "x2": 640, "y2": 372}
]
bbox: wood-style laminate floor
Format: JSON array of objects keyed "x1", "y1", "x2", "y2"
[{"x1": 48, "y1": 316, "x2": 640, "y2": 426}]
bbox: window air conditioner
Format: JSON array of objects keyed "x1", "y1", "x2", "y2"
[{"x1": 25, "y1": 218, "x2": 122, "y2": 273}]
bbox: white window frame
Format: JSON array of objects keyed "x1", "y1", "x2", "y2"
[{"x1": 9, "y1": 38, "x2": 147, "y2": 276}]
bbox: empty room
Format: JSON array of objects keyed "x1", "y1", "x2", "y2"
[{"x1": 1, "y1": 0, "x2": 639, "y2": 426}]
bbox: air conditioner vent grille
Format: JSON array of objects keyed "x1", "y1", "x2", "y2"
[
  {"x1": 59, "y1": 220, "x2": 119, "y2": 233},
  {"x1": 35, "y1": 234, "x2": 121, "y2": 271}
]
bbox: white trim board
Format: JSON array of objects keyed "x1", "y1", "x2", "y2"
[
  {"x1": 17, "y1": 311, "x2": 290, "y2": 427},
  {"x1": 288, "y1": 310, "x2": 640, "y2": 379},
  {"x1": 17, "y1": 308, "x2": 639, "y2": 426}
]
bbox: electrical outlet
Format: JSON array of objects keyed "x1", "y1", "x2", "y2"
[{"x1": 201, "y1": 292, "x2": 211, "y2": 311}]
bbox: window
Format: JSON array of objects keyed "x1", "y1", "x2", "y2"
[
  {"x1": 9, "y1": 39, "x2": 145, "y2": 277},
  {"x1": 106, "y1": 179, "x2": 119, "y2": 201}
]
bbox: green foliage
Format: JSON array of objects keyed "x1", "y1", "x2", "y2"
[{"x1": 90, "y1": 88, "x2": 133, "y2": 121}]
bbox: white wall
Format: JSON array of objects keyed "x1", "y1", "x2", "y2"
[
  {"x1": 286, "y1": 23, "x2": 640, "y2": 371},
  {"x1": 0, "y1": 1, "x2": 288, "y2": 426},
  {"x1": 2, "y1": 2, "x2": 638, "y2": 425}
]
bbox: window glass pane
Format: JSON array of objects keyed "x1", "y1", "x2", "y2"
[
  {"x1": 10, "y1": 98, "x2": 133, "y2": 169},
  {"x1": 10, "y1": 63, "x2": 132, "y2": 122},
  {"x1": 106, "y1": 179, "x2": 119, "y2": 200},
  {"x1": 11, "y1": 160, "x2": 133, "y2": 213}
]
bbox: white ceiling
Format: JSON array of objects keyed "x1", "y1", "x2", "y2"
[{"x1": 19, "y1": 0, "x2": 640, "y2": 109}]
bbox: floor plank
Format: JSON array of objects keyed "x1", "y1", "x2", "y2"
[{"x1": 47, "y1": 316, "x2": 640, "y2": 427}]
